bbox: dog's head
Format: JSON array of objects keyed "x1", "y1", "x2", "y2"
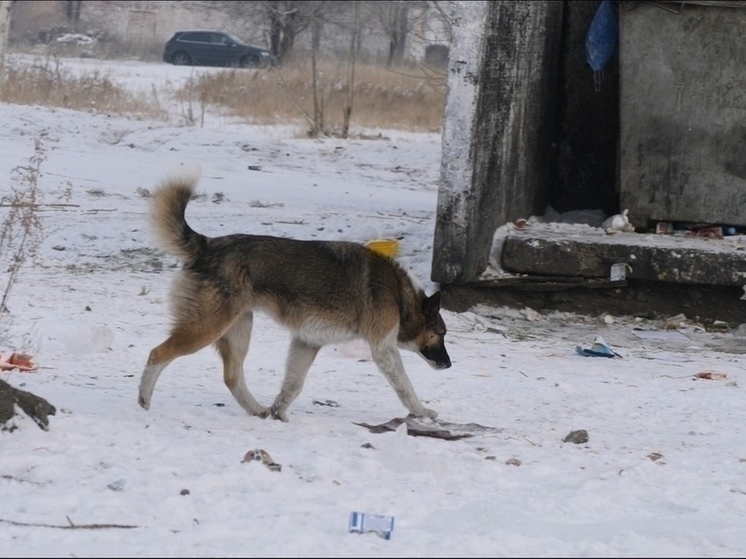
[{"x1": 412, "y1": 291, "x2": 451, "y2": 370}]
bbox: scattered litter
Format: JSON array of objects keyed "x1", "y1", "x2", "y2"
[
  {"x1": 563, "y1": 429, "x2": 589, "y2": 444},
  {"x1": 657, "y1": 223, "x2": 729, "y2": 238},
  {"x1": 608, "y1": 261, "x2": 631, "y2": 281},
  {"x1": 366, "y1": 238, "x2": 399, "y2": 258},
  {"x1": 602, "y1": 209, "x2": 635, "y2": 233},
  {"x1": 707, "y1": 320, "x2": 730, "y2": 332},
  {"x1": 655, "y1": 222, "x2": 674, "y2": 235},
  {"x1": 241, "y1": 449, "x2": 282, "y2": 472},
  {"x1": 353, "y1": 417, "x2": 502, "y2": 441},
  {"x1": 312, "y1": 399, "x2": 340, "y2": 408},
  {"x1": 696, "y1": 370, "x2": 728, "y2": 380},
  {"x1": 348, "y1": 512, "x2": 394, "y2": 540},
  {"x1": 107, "y1": 479, "x2": 125, "y2": 491},
  {"x1": 537, "y1": 205, "x2": 607, "y2": 227},
  {"x1": 576, "y1": 335, "x2": 621, "y2": 358},
  {"x1": 0, "y1": 352, "x2": 38, "y2": 372},
  {"x1": 648, "y1": 452, "x2": 664, "y2": 462},
  {"x1": 521, "y1": 307, "x2": 541, "y2": 322},
  {"x1": 662, "y1": 313, "x2": 693, "y2": 330},
  {"x1": 695, "y1": 226, "x2": 723, "y2": 239}
]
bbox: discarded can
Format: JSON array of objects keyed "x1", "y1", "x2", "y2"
[
  {"x1": 655, "y1": 222, "x2": 674, "y2": 235},
  {"x1": 609, "y1": 262, "x2": 627, "y2": 282},
  {"x1": 348, "y1": 512, "x2": 394, "y2": 540}
]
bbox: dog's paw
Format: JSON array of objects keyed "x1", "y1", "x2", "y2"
[
  {"x1": 269, "y1": 405, "x2": 290, "y2": 422},
  {"x1": 410, "y1": 407, "x2": 438, "y2": 420},
  {"x1": 137, "y1": 394, "x2": 150, "y2": 411}
]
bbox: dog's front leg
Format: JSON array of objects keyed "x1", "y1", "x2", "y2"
[
  {"x1": 216, "y1": 312, "x2": 268, "y2": 417},
  {"x1": 370, "y1": 341, "x2": 437, "y2": 419},
  {"x1": 264, "y1": 337, "x2": 320, "y2": 422}
]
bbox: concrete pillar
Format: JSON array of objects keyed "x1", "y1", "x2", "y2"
[{"x1": 432, "y1": 0, "x2": 564, "y2": 284}]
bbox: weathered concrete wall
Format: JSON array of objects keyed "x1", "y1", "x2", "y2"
[
  {"x1": 432, "y1": 0, "x2": 564, "y2": 284},
  {"x1": 619, "y1": 3, "x2": 746, "y2": 230}
]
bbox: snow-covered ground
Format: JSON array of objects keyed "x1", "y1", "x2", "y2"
[{"x1": 3, "y1": 55, "x2": 746, "y2": 557}]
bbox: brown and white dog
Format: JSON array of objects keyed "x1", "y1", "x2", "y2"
[{"x1": 137, "y1": 172, "x2": 451, "y2": 421}]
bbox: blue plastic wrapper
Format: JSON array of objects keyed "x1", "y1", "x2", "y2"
[
  {"x1": 349, "y1": 512, "x2": 394, "y2": 540},
  {"x1": 576, "y1": 335, "x2": 621, "y2": 358},
  {"x1": 586, "y1": 0, "x2": 618, "y2": 72}
]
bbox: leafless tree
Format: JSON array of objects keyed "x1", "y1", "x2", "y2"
[
  {"x1": 65, "y1": 0, "x2": 82, "y2": 24},
  {"x1": 217, "y1": 1, "x2": 302, "y2": 62},
  {"x1": 266, "y1": 1, "x2": 308, "y2": 63},
  {"x1": 0, "y1": 0, "x2": 12, "y2": 75},
  {"x1": 341, "y1": 1, "x2": 360, "y2": 138},
  {"x1": 306, "y1": 1, "x2": 343, "y2": 136},
  {"x1": 427, "y1": 0, "x2": 454, "y2": 41},
  {"x1": 367, "y1": 0, "x2": 411, "y2": 66},
  {"x1": 309, "y1": 3, "x2": 323, "y2": 136}
]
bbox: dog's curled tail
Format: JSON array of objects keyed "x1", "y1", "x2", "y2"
[{"x1": 150, "y1": 170, "x2": 205, "y2": 262}]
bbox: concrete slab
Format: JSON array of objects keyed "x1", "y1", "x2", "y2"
[{"x1": 500, "y1": 223, "x2": 746, "y2": 287}]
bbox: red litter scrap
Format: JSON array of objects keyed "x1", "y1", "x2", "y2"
[
  {"x1": 696, "y1": 370, "x2": 727, "y2": 380},
  {"x1": 0, "y1": 352, "x2": 38, "y2": 372}
]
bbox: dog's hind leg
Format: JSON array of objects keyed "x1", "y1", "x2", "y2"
[
  {"x1": 264, "y1": 337, "x2": 320, "y2": 422},
  {"x1": 215, "y1": 311, "x2": 267, "y2": 417},
  {"x1": 138, "y1": 313, "x2": 239, "y2": 411},
  {"x1": 369, "y1": 334, "x2": 438, "y2": 419}
]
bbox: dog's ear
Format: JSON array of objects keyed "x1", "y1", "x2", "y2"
[{"x1": 423, "y1": 291, "x2": 442, "y2": 316}]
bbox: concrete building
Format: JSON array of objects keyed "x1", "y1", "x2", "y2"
[{"x1": 432, "y1": 0, "x2": 746, "y2": 323}]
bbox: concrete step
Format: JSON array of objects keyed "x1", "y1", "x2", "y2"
[{"x1": 500, "y1": 224, "x2": 746, "y2": 287}]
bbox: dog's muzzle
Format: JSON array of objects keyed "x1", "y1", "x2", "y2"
[{"x1": 420, "y1": 345, "x2": 451, "y2": 369}]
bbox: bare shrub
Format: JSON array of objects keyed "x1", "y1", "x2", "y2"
[
  {"x1": 175, "y1": 69, "x2": 205, "y2": 127},
  {"x1": 0, "y1": 135, "x2": 47, "y2": 319}
]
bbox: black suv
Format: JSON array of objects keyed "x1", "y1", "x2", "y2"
[{"x1": 163, "y1": 31, "x2": 272, "y2": 68}]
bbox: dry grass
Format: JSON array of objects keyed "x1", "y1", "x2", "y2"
[
  {"x1": 0, "y1": 56, "x2": 168, "y2": 120},
  {"x1": 0, "y1": 53, "x2": 444, "y2": 131},
  {"x1": 177, "y1": 58, "x2": 446, "y2": 134}
]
